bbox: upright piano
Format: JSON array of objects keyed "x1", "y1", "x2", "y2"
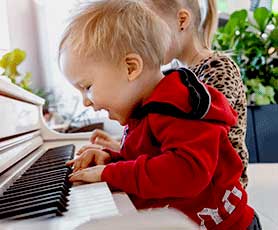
[{"x1": 0, "y1": 77, "x2": 135, "y2": 229}]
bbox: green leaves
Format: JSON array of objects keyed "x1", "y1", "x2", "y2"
[
  {"x1": 246, "y1": 79, "x2": 276, "y2": 105},
  {"x1": 0, "y1": 49, "x2": 26, "y2": 82},
  {"x1": 20, "y1": 72, "x2": 32, "y2": 92},
  {"x1": 269, "y1": 28, "x2": 278, "y2": 47},
  {"x1": 0, "y1": 49, "x2": 32, "y2": 91},
  {"x1": 213, "y1": 7, "x2": 278, "y2": 105},
  {"x1": 254, "y1": 7, "x2": 271, "y2": 32}
]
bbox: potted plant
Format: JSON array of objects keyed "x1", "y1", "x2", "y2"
[
  {"x1": 0, "y1": 49, "x2": 53, "y2": 116},
  {"x1": 0, "y1": 48, "x2": 33, "y2": 92},
  {"x1": 213, "y1": 7, "x2": 278, "y2": 162}
]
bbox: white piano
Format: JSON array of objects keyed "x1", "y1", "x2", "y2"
[{"x1": 0, "y1": 78, "x2": 136, "y2": 229}]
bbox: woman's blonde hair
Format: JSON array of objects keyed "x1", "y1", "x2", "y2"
[
  {"x1": 59, "y1": 0, "x2": 171, "y2": 67},
  {"x1": 147, "y1": 0, "x2": 218, "y2": 49}
]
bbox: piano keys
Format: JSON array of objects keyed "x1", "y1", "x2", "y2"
[
  {"x1": 0, "y1": 77, "x2": 135, "y2": 228},
  {"x1": 0, "y1": 144, "x2": 74, "y2": 220}
]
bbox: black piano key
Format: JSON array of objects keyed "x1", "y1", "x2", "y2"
[
  {"x1": 22, "y1": 165, "x2": 70, "y2": 176},
  {"x1": 20, "y1": 168, "x2": 71, "y2": 179},
  {"x1": 16, "y1": 169, "x2": 69, "y2": 183},
  {"x1": 0, "y1": 191, "x2": 68, "y2": 207},
  {"x1": 0, "y1": 199, "x2": 65, "y2": 219},
  {"x1": 13, "y1": 174, "x2": 69, "y2": 186},
  {"x1": 32, "y1": 158, "x2": 69, "y2": 165},
  {"x1": 0, "y1": 181, "x2": 69, "y2": 204},
  {"x1": 38, "y1": 155, "x2": 72, "y2": 161},
  {"x1": 0, "y1": 194, "x2": 68, "y2": 214},
  {"x1": 0, "y1": 186, "x2": 70, "y2": 208},
  {"x1": 29, "y1": 160, "x2": 69, "y2": 169},
  {"x1": 47, "y1": 145, "x2": 75, "y2": 153},
  {"x1": 9, "y1": 207, "x2": 63, "y2": 220},
  {"x1": 11, "y1": 176, "x2": 70, "y2": 190},
  {"x1": 6, "y1": 178, "x2": 68, "y2": 193},
  {"x1": 3, "y1": 182, "x2": 68, "y2": 196}
]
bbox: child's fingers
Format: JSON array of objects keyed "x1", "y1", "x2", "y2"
[
  {"x1": 68, "y1": 166, "x2": 104, "y2": 183},
  {"x1": 77, "y1": 144, "x2": 102, "y2": 155},
  {"x1": 69, "y1": 169, "x2": 89, "y2": 182},
  {"x1": 90, "y1": 129, "x2": 110, "y2": 143},
  {"x1": 73, "y1": 159, "x2": 82, "y2": 173},
  {"x1": 66, "y1": 159, "x2": 75, "y2": 166},
  {"x1": 94, "y1": 138, "x2": 112, "y2": 148},
  {"x1": 80, "y1": 157, "x2": 92, "y2": 169}
]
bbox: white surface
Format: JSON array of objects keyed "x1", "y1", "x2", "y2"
[
  {"x1": 247, "y1": 163, "x2": 278, "y2": 229},
  {"x1": 0, "y1": 136, "x2": 42, "y2": 176},
  {"x1": 0, "y1": 78, "x2": 44, "y2": 105},
  {"x1": 77, "y1": 208, "x2": 198, "y2": 230},
  {"x1": 0, "y1": 95, "x2": 41, "y2": 139}
]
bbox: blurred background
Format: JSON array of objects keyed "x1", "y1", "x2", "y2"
[{"x1": 0, "y1": 0, "x2": 277, "y2": 162}]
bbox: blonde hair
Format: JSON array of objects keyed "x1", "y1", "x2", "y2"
[
  {"x1": 146, "y1": 0, "x2": 218, "y2": 49},
  {"x1": 59, "y1": 0, "x2": 171, "y2": 68}
]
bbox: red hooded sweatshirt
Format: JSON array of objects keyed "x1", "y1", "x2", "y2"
[{"x1": 101, "y1": 69, "x2": 254, "y2": 230}]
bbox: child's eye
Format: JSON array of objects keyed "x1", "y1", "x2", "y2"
[{"x1": 85, "y1": 85, "x2": 94, "y2": 102}]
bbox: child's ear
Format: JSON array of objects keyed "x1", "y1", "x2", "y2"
[
  {"x1": 177, "y1": 9, "x2": 191, "y2": 32},
  {"x1": 124, "y1": 53, "x2": 143, "y2": 81}
]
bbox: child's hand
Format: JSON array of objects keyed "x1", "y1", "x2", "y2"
[
  {"x1": 68, "y1": 165, "x2": 106, "y2": 183},
  {"x1": 90, "y1": 129, "x2": 121, "y2": 151},
  {"x1": 77, "y1": 143, "x2": 103, "y2": 156},
  {"x1": 66, "y1": 149, "x2": 111, "y2": 172}
]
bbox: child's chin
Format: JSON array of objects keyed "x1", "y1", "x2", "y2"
[{"x1": 109, "y1": 114, "x2": 127, "y2": 126}]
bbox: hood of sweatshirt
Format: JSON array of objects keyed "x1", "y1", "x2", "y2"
[{"x1": 138, "y1": 68, "x2": 237, "y2": 128}]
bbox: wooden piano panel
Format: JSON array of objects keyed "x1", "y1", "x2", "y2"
[{"x1": 0, "y1": 95, "x2": 40, "y2": 139}]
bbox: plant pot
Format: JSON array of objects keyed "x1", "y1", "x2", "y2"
[
  {"x1": 246, "y1": 104, "x2": 278, "y2": 163},
  {"x1": 246, "y1": 107, "x2": 258, "y2": 163}
]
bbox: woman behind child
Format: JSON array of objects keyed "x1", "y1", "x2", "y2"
[{"x1": 83, "y1": 0, "x2": 249, "y2": 189}]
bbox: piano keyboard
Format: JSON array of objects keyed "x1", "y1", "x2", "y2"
[{"x1": 0, "y1": 144, "x2": 75, "y2": 220}]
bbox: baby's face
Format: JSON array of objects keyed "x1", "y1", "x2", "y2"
[{"x1": 61, "y1": 50, "x2": 142, "y2": 125}]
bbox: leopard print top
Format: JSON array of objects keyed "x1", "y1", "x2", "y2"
[{"x1": 188, "y1": 51, "x2": 249, "y2": 188}]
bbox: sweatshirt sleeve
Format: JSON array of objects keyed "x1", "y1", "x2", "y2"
[
  {"x1": 102, "y1": 148, "x2": 124, "y2": 162},
  {"x1": 101, "y1": 115, "x2": 226, "y2": 199}
]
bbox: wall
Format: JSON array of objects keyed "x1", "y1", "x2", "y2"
[
  {"x1": 0, "y1": 0, "x2": 10, "y2": 55},
  {"x1": 6, "y1": 0, "x2": 45, "y2": 88}
]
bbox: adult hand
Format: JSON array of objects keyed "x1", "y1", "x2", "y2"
[
  {"x1": 66, "y1": 148, "x2": 111, "y2": 172},
  {"x1": 68, "y1": 165, "x2": 106, "y2": 183},
  {"x1": 90, "y1": 129, "x2": 121, "y2": 151}
]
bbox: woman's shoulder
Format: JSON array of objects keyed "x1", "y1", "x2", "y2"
[
  {"x1": 195, "y1": 51, "x2": 239, "y2": 72},
  {"x1": 189, "y1": 51, "x2": 241, "y2": 81},
  {"x1": 209, "y1": 51, "x2": 240, "y2": 71},
  {"x1": 189, "y1": 51, "x2": 245, "y2": 107}
]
